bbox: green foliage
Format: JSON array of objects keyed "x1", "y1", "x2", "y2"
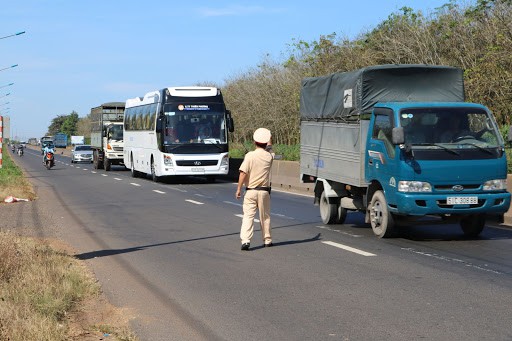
[
  {"x1": 230, "y1": 143, "x2": 300, "y2": 161},
  {"x1": 224, "y1": 0, "x2": 512, "y2": 148}
]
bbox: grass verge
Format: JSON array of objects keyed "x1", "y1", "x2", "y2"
[
  {"x1": 0, "y1": 145, "x2": 36, "y2": 200},
  {"x1": 0, "y1": 145, "x2": 138, "y2": 340}
]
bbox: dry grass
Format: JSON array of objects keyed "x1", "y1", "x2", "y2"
[{"x1": 0, "y1": 145, "x2": 138, "y2": 340}]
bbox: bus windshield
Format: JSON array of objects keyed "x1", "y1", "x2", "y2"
[{"x1": 162, "y1": 104, "x2": 227, "y2": 145}]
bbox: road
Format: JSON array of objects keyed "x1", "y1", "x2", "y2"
[{"x1": 8, "y1": 147, "x2": 512, "y2": 341}]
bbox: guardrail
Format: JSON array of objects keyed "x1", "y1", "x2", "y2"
[{"x1": 228, "y1": 159, "x2": 512, "y2": 226}]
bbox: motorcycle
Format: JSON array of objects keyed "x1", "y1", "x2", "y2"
[
  {"x1": 44, "y1": 151, "x2": 55, "y2": 170},
  {"x1": 17, "y1": 147, "x2": 24, "y2": 157}
]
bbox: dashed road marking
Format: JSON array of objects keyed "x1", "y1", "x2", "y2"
[
  {"x1": 102, "y1": 174, "x2": 108, "y2": 177},
  {"x1": 235, "y1": 214, "x2": 260, "y2": 223},
  {"x1": 186, "y1": 199, "x2": 204, "y2": 205},
  {"x1": 322, "y1": 241, "x2": 376, "y2": 257},
  {"x1": 317, "y1": 225, "x2": 363, "y2": 238},
  {"x1": 402, "y1": 247, "x2": 503, "y2": 275},
  {"x1": 114, "y1": 177, "x2": 122, "y2": 181},
  {"x1": 130, "y1": 183, "x2": 141, "y2": 187},
  {"x1": 91, "y1": 171, "x2": 97, "y2": 174},
  {"x1": 153, "y1": 190, "x2": 165, "y2": 194}
]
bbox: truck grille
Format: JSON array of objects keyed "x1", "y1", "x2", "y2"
[{"x1": 112, "y1": 147, "x2": 123, "y2": 152}]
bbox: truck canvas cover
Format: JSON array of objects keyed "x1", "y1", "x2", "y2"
[{"x1": 300, "y1": 64, "x2": 464, "y2": 120}]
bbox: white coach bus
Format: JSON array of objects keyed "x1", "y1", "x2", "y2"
[{"x1": 123, "y1": 87, "x2": 234, "y2": 182}]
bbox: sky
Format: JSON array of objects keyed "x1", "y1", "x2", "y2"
[{"x1": 1, "y1": 0, "x2": 453, "y2": 141}]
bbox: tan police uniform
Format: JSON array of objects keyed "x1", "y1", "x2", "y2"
[{"x1": 239, "y1": 129, "x2": 273, "y2": 246}]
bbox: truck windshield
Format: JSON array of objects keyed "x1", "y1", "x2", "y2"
[
  {"x1": 162, "y1": 104, "x2": 227, "y2": 145},
  {"x1": 109, "y1": 125, "x2": 123, "y2": 140},
  {"x1": 400, "y1": 107, "x2": 502, "y2": 149}
]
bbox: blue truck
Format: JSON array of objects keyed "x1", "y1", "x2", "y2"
[
  {"x1": 300, "y1": 64, "x2": 510, "y2": 238},
  {"x1": 53, "y1": 132, "x2": 68, "y2": 148}
]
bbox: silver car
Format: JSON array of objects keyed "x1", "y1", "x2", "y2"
[{"x1": 71, "y1": 144, "x2": 93, "y2": 163}]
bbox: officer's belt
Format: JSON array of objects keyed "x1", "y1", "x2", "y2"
[{"x1": 246, "y1": 186, "x2": 271, "y2": 193}]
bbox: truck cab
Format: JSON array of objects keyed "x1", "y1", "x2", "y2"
[{"x1": 365, "y1": 102, "x2": 510, "y2": 237}]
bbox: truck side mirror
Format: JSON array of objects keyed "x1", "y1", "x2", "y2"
[
  {"x1": 226, "y1": 110, "x2": 235, "y2": 132},
  {"x1": 156, "y1": 117, "x2": 163, "y2": 133},
  {"x1": 392, "y1": 127, "x2": 405, "y2": 145}
]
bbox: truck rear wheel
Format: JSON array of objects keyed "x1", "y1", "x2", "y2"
[
  {"x1": 460, "y1": 214, "x2": 485, "y2": 238},
  {"x1": 369, "y1": 190, "x2": 395, "y2": 238},
  {"x1": 320, "y1": 191, "x2": 337, "y2": 224}
]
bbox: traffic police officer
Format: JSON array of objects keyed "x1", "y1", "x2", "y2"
[{"x1": 236, "y1": 128, "x2": 274, "y2": 251}]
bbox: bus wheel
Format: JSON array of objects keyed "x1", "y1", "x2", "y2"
[
  {"x1": 131, "y1": 159, "x2": 138, "y2": 178},
  {"x1": 369, "y1": 190, "x2": 395, "y2": 238},
  {"x1": 151, "y1": 159, "x2": 159, "y2": 182},
  {"x1": 460, "y1": 214, "x2": 485, "y2": 238},
  {"x1": 319, "y1": 191, "x2": 337, "y2": 224}
]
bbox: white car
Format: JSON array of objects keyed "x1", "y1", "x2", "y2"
[{"x1": 71, "y1": 144, "x2": 93, "y2": 163}]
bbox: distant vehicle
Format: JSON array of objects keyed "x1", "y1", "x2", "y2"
[
  {"x1": 41, "y1": 135, "x2": 53, "y2": 144},
  {"x1": 54, "y1": 132, "x2": 68, "y2": 148},
  {"x1": 123, "y1": 87, "x2": 234, "y2": 182},
  {"x1": 90, "y1": 102, "x2": 125, "y2": 171},
  {"x1": 71, "y1": 144, "x2": 93, "y2": 163}
]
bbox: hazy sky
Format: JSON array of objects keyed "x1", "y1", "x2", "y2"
[{"x1": 1, "y1": 0, "x2": 452, "y2": 140}]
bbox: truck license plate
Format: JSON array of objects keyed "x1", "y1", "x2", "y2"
[{"x1": 447, "y1": 196, "x2": 478, "y2": 205}]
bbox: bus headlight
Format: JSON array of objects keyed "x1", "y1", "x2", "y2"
[
  {"x1": 398, "y1": 181, "x2": 432, "y2": 192},
  {"x1": 221, "y1": 155, "x2": 229, "y2": 167},
  {"x1": 163, "y1": 155, "x2": 173, "y2": 166},
  {"x1": 483, "y1": 179, "x2": 506, "y2": 191}
]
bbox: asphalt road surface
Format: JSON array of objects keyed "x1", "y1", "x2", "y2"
[{"x1": 8, "y1": 147, "x2": 512, "y2": 341}]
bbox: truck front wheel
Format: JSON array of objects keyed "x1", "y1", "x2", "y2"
[
  {"x1": 104, "y1": 158, "x2": 111, "y2": 171},
  {"x1": 460, "y1": 214, "x2": 485, "y2": 238},
  {"x1": 369, "y1": 190, "x2": 395, "y2": 238}
]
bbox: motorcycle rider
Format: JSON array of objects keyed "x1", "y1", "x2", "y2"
[
  {"x1": 17, "y1": 143, "x2": 24, "y2": 156},
  {"x1": 43, "y1": 144, "x2": 55, "y2": 164}
]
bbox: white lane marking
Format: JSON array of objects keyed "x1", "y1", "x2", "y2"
[
  {"x1": 401, "y1": 247, "x2": 503, "y2": 275},
  {"x1": 321, "y1": 241, "x2": 376, "y2": 257},
  {"x1": 83, "y1": 168, "x2": 88, "y2": 170},
  {"x1": 153, "y1": 190, "x2": 166, "y2": 194},
  {"x1": 194, "y1": 193, "x2": 211, "y2": 198},
  {"x1": 317, "y1": 225, "x2": 363, "y2": 238},
  {"x1": 102, "y1": 174, "x2": 108, "y2": 177},
  {"x1": 226, "y1": 201, "x2": 294, "y2": 220},
  {"x1": 235, "y1": 214, "x2": 260, "y2": 223},
  {"x1": 273, "y1": 213, "x2": 295, "y2": 220},
  {"x1": 91, "y1": 171, "x2": 97, "y2": 174},
  {"x1": 186, "y1": 199, "x2": 204, "y2": 205},
  {"x1": 224, "y1": 200, "x2": 242, "y2": 207},
  {"x1": 130, "y1": 183, "x2": 141, "y2": 187},
  {"x1": 114, "y1": 177, "x2": 122, "y2": 181},
  {"x1": 167, "y1": 187, "x2": 187, "y2": 193}
]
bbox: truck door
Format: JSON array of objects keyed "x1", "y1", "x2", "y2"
[{"x1": 366, "y1": 108, "x2": 398, "y2": 192}]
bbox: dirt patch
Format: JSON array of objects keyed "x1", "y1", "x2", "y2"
[{"x1": 44, "y1": 238, "x2": 139, "y2": 341}]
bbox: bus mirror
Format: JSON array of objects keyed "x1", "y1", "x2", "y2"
[
  {"x1": 226, "y1": 110, "x2": 235, "y2": 132},
  {"x1": 156, "y1": 117, "x2": 163, "y2": 133}
]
